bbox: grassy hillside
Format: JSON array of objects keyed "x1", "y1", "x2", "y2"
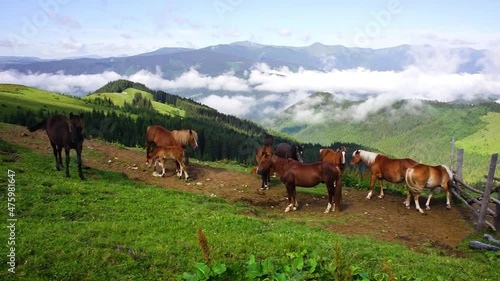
[
  {"x1": 1, "y1": 133, "x2": 498, "y2": 280},
  {"x1": 0, "y1": 84, "x2": 107, "y2": 118},
  {"x1": 84, "y1": 87, "x2": 185, "y2": 117},
  {"x1": 271, "y1": 93, "x2": 500, "y2": 182}
]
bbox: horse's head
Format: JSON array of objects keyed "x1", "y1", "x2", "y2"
[
  {"x1": 257, "y1": 152, "x2": 274, "y2": 175},
  {"x1": 351, "y1": 150, "x2": 361, "y2": 165},
  {"x1": 69, "y1": 113, "x2": 85, "y2": 143},
  {"x1": 188, "y1": 130, "x2": 198, "y2": 150},
  {"x1": 337, "y1": 146, "x2": 347, "y2": 165},
  {"x1": 293, "y1": 144, "x2": 304, "y2": 163}
]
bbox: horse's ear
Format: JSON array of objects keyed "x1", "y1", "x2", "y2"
[{"x1": 189, "y1": 129, "x2": 192, "y2": 135}]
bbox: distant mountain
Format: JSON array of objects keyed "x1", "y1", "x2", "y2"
[{"x1": 0, "y1": 42, "x2": 486, "y2": 78}]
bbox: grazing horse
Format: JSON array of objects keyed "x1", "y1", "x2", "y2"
[
  {"x1": 145, "y1": 125, "x2": 198, "y2": 165},
  {"x1": 257, "y1": 153, "x2": 342, "y2": 214},
  {"x1": 256, "y1": 135, "x2": 274, "y2": 190},
  {"x1": 275, "y1": 142, "x2": 304, "y2": 163},
  {"x1": 146, "y1": 146, "x2": 189, "y2": 181},
  {"x1": 28, "y1": 113, "x2": 86, "y2": 180},
  {"x1": 319, "y1": 146, "x2": 347, "y2": 171},
  {"x1": 404, "y1": 163, "x2": 453, "y2": 213},
  {"x1": 351, "y1": 149, "x2": 418, "y2": 199}
]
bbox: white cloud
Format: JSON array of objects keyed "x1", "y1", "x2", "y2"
[{"x1": 1, "y1": 47, "x2": 499, "y2": 122}]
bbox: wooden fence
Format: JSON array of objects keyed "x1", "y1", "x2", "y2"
[{"x1": 451, "y1": 148, "x2": 499, "y2": 232}]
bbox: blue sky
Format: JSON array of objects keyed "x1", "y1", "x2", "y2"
[{"x1": 1, "y1": 0, "x2": 500, "y2": 58}]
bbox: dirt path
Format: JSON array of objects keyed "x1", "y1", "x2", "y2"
[{"x1": 1, "y1": 124, "x2": 476, "y2": 253}]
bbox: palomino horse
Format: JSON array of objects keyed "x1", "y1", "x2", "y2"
[
  {"x1": 28, "y1": 113, "x2": 86, "y2": 180},
  {"x1": 275, "y1": 142, "x2": 304, "y2": 163},
  {"x1": 319, "y1": 146, "x2": 347, "y2": 171},
  {"x1": 404, "y1": 163, "x2": 453, "y2": 213},
  {"x1": 256, "y1": 134, "x2": 274, "y2": 190},
  {"x1": 257, "y1": 153, "x2": 342, "y2": 214},
  {"x1": 146, "y1": 146, "x2": 189, "y2": 181},
  {"x1": 351, "y1": 149, "x2": 418, "y2": 199},
  {"x1": 145, "y1": 125, "x2": 198, "y2": 166}
]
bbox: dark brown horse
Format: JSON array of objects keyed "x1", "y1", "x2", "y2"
[
  {"x1": 319, "y1": 146, "x2": 347, "y2": 171},
  {"x1": 28, "y1": 113, "x2": 86, "y2": 180},
  {"x1": 145, "y1": 125, "x2": 198, "y2": 165},
  {"x1": 255, "y1": 134, "x2": 274, "y2": 190},
  {"x1": 351, "y1": 149, "x2": 418, "y2": 199},
  {"x1": 404, "y1": 163, "x2": 453, "y2": 213},
  {"x1": 146, "y1": 146, "x2": 189, "y2": 181},
  {"x1": 275, "y1": 142, "x2": 304, "y2": 163},
  {"x1": 257, "y1": 153, "x2": 342, "y2": 214}
]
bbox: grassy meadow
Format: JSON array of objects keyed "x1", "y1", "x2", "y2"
[
  {"x1": 83, "y1": 87, "x2": 185, "y2": 117},
  {"x1": 0, "y1": 135, "x2": 499, "y2": 280}
]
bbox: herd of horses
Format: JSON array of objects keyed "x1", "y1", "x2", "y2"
[{"x1": 28, "y1": 113, "x2": 454, "y2": 216}]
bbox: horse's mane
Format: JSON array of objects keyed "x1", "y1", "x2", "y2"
[
  {"x1": 440, "y1": 165, "x2": 453, "y2": 180},
  {"x1": 172, "y1": 129, "x2": 198, "y2": 145},
  {"x1": 355, "y1": 150, "x2": 379, "y2": 165}
]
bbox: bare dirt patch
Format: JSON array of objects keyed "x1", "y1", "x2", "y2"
[{"x1": 1, "y1": 124, "x2": 476, "y2": 253}]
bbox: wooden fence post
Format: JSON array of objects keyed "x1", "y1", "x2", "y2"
[
  {"x1": 476, "y1": 153, "x2": 498, "y2": 232},
  {"x1": 454, "y1": 149, "x2": 464, "y2": 195}
]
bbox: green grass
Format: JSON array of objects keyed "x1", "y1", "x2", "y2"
[
  {"x1": 0, "y1": 84, "x2": 104, "y2": 117},
  {"x1": 0, "y1": 138, "x2": 499, "y2": 280},
  {"x1": 456, "y1": 112, "x2": 500, "y2": 154},
  {"x1": 84, "y1": 87, "x2": 185, "y2": 117}
]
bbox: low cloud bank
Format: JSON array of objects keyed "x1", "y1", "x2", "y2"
[{"x1": 1, "y1": 46, "x2": 499, "y2": 122}]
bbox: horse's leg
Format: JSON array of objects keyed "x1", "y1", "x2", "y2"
[
  {"x1": 404, "y1": 191, "x2": 411, "y2": 209},
  {"x1": 76, "y1": 143, "x2": 85, "y2": 180},
  {"x1": 425, "y1": 188, "x2": 434, "y2": 210},
  {"x1": 160, "y1": 160, "x2": 166, "y2": 177},
  {"x1": 334, "y1": 176, "x2": 342, "y2": 212},
  {"x1": 64, "y1": 147, "x2": 71, "y2": 178},
  {"x1": 178, "y1": 158, "x2": 189, "y2": 181},
  {"x1": 366, "y1": 175, "x2": 377, "y2": 199},
  {"x1": 284, "y1": 184, "x2": 294, "y2": 213},
  {"x1": 292, "y1": 186, "x2": 298, "y2": 211},
  {"x1": 51, "y1": 143, "x2": 60, "y2": 170},
  {"x1": 413, "y1": 193, "x2": 424, "y2": 213},
  {"x1": 445, "y1": 186, "x2": 451, "y2": 209},
  {"x1": 324, "y1": 183, "x2": 334, "y2": 214},
  {"x1": 378, "y1": 179, "x2": 385, "y2": 199}
]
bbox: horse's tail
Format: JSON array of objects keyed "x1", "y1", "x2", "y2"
[
  {"x1": 27, "y1": 119, "x2": 47, "y2": 132},
  {"x1": 405, "y1": 167, "x2": 417, "y2": 191}
]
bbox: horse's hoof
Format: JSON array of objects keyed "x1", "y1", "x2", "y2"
[
  {"x1": 378, "y1": 195, "x2": 384, "y2": 199},
  {"x1": 418, "y1": 209, "x2": 424, "y2": 214},
  {"x1": 426, "y1": 206, "x2": 431, "y2": 210},
  {"x1": 446, "y1": 205, "x2": 451, "y2": 209}
]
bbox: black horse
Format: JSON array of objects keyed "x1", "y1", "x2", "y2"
[
  {"x1": 28, "y1": 113, "x2": 86, "y2": 180},
  {"x1": 275, "y1": 143, "x2": 304, "y2": 163}
]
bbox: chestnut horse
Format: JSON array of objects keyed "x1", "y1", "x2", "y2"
[
  {"x1": 351, "y1": 149, "x2": 418, "y2": 199},
  {"x1": 257, "y1": 153, "x2": 342, "y2": 214},
  {"x1": 28, "y1": 113, "x2": 86, "y2": 180},
  {"x1": 319, "y1": 146, "x2": 347, "y2": 171},
  {"x1": 275, "y1": 143, "x2": 304, "y2": 163},
  {"x1": 145, "y1": 125, "x2": 198, "y2": 164},
  {"x1": 255, "y1": 135, "x2": 274, "y2": 190},
  {"x1": 146, "y1": 146, "x2": 189, "y2": 181},
  {"x1": 404, "y1": 163, "x2": 453, "y2": 213}
]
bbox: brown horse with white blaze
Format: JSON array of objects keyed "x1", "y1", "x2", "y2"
[
  {"x1": 146, "y1": 146, "x2": 189, "y2": 181},
  {"x1": 319, "y1": 146, "x2": 347, "y2": 171},
  {"x1": 257, "y1": 153, "x2": 342, "y2": 214},
  {"x1": 351, "y1": 149, "x2": 418, "y2": 199},
  {"x1": 404, "y1": 163, "x2": 453, "y2": 213}
]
